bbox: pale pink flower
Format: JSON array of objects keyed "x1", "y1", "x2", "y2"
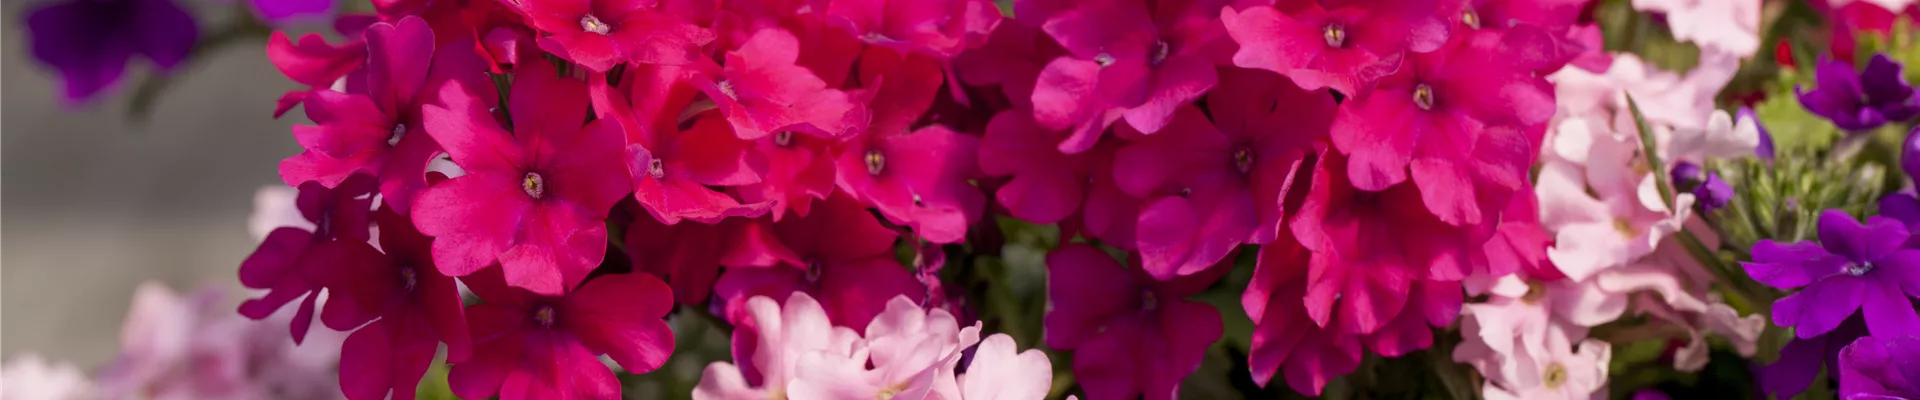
[
  {"x1": 787, "y1": 297, "x2": 977, "y2": 399},
  {"x1": 694, "y1": 293, "x2": 867, "y2": 400},
  {"x1": 958, "y1": 334, "x2": 1054, "y2": 400},
  {"x1": 1478, "y1": 336, "x2": 1612, "y2": 400},
  {"x1": 1632, "y1": 0, "x2": 1760, "y2": 57},
  {"x1": 1536, "y1": 136, "x2": 1694, "y2": 281},
  {"x1": 0, "y1": 354, "x2": 94, "y2": 400}
]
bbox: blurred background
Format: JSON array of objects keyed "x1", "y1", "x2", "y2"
[{"x1": 1, "y1": 1, "x2": 303, "y2": 368}]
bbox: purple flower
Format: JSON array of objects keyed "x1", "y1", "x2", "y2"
[
  {"x1": 1740, "y1": 106, "x2": 1773, "y2": 161},
  {"x1": 1671, "y1": 162, "x2": 1733, "y2": 212},
  {"x1": 1761, "y1": 316, "x2": 1870, "y2": 400},
  {"x1": 1904, "y1": 127, "x2": 1920, "y2": 185},
  {"x1": 248, "y1": 0, "x2": 334, "y2": 24},
  {"x1": 25, "y1": 0, "x2": 197, "y2": 104},
  {"x1": 1797, "y1": 54, "x2": 1920, "y2": 132},
  {"x1": 1838, "y1": 335, "x2": 1920, "y2": 399},
  {"x1": 1744, "y1": 210, "x2": 1920, "y2": 340}
]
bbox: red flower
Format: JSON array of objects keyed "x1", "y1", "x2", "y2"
[
  {"x1": 1221, "y1": 0, "x2": 1449, "y2": 95},
  {"x1": 836, "y1": 49, "x2": 985, "y2": 244},
  {"x1": 595, "y1": 62, "x2": 771, "y2": 224},
  {"x1": 698, "y1": 27, "x2": 869, "y2": 140},
  {"x1": 508, "y1": 0, "x2": 714, "y2": 71},
  {"x1": 1030, "y1": 0, "x2": 1227, "y2": 153},
  {"x1": 447, "y1": 269, "x2": 674, "y2": 400},
  {"x1": 238, "y1": 176, "x2": 376, "y2": 344},
  {"x1": 824, "y1": 0, "x2": 1002, "y2": 58},
  {"x1": 414, "y1": 59, "x2": 630, "y2": 296},
  {"x1": 266, "y1": 25, "x2": 366, "y2": 118},
  {"x1": 321, "y1": 208, "x2": 472, "y2": 400},
  {"x1": 1044, "y1": 244, "x2": 1225, "y2": 400},
  {"x1": 714, "y1": 194, "x2": 924, "y2": 329}
]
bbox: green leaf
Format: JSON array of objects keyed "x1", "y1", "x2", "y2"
[{"x1": 1752, "y1": 86, "x2": 1841, "y2": 153}]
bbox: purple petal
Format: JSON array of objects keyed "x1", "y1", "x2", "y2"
[
  {"x1": 1818, "y1": 210, "x2": 1910, "y2": 262},
  {"x1": 1860, "y1": 281, "x2": 1920, "y2": 337},
  {"x1": 1744, "y1": 240, "x2": 1848, "y2": 290},
  {"x1": 1773, "y1": 276, "x2": 1868, "y2": 338}
]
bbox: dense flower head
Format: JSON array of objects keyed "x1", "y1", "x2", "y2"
[
  {"x1": 1045, "y1": 244, "x2": 1224, "y2": 399},
  {"x1": 1799, "y1": 54, "x2": 1920, "y2": 132},
  {"x1": 448, "y1": 269, "x2": 675, "y2": 400}
]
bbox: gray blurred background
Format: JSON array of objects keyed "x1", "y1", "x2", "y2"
[{"x1": 2, "y1": 1, "x2": 306, "y2": 368}]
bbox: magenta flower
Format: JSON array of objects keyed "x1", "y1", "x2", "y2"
[
  {"x1": 25, "y1": 0, "x2": 196, "y2": 104},
  {"x1": 249, "y1": 0, "x2": 334, "y2": 24},
  {"x1": 1762, "y1": 316, "x2": 1870, "y2": 399},
  {"x1": 824, "y1": 0, "x2": 1002, "y2": 58},
  {"x1": 1838, "y1": 335, "x2": 1920, "y2": 399},
  {"x1": 1330, "y1": 28, "x2": 1551, "y2": 229},
  {"x1": 238, "y1": 177, "x2": 377, "y2": 344},
  {"x1": 954, "y1": 22, "x2": 1064, "y2": 110},
  {"x1": 415, "y1": 60, "x2": 631, "y2": 296},
  {"x1": 738, "y1": 123, "x2": 838, "y2": 221},
  {"x1": 279, "y1": 16, "x2": 497, "y2": 216},
  {"x1": 1290, "y1": 152, "x2": 1485, "y2": 335},
  {"x1": 447, "y1": 269, "x2": 675, "y2": 400},
  {"x1": 715, "y1": 194, "x2": 924, "y2": 329},
  {"x1": 979, "y1": 108, "x2": 1096, "y2": 224},
  {"x1": 1029, "y1": 0, "x2": 1225, "y2": 153},
  {"x1": 267, "y1": 29, "x2": 367, "y2": 118},
  {"x1": 1080, "y1": 142, "x2": 1146, "y2": 250},
  {"x1": 1114, "y1": 68, "x2": 1331, "y2": 279},
  {"x1": 596, "y1": 63, "x2": 771, "y2": 224},
  {"x1": 1044, "y1": 244, "x2": 1223, "y2": 400},
  {"x1": 507, "y1": 0, "x2": 714, "y2": 71},
  {"x1": 699, "y1": 28, "x2": 869, "y2": 140},
  {"x1": 1743, "y1": 210, "x2": 1920, "y2": 339},
  {"x1": 1797, "y1": 54, "x2": 1920, "y2": 132},
  {"x1": 1243, "y1": 233, "x2": 1363, "y2": 395},
  {"x1": 625, "y1": 214, "x2": 733, "y2": 306},
  {"x1": 1221, "y1": 0, "x2": 1449, "y2": 95},
  {"x1": 320, "y1": 208, "x2": 472, "y2": 400}
]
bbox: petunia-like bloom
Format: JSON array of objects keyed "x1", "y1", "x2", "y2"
[
  {"x1": 1838, "y1": 335, "x2": 1920, "y2": 399},
  {"x1": 279, "y1": 16, "x2": 497, "y2": 216},
  {"x1": 786, "y1": 297, "x2": 978, "y2": 399},
  {"x1": 448, "y1": 270, "x2": 675, "y2": 400},
  {"x1": 506, "y1": 0, "x2": 714, "y2": 71},
  {"x1": 979, "y1": 109, "x2": 1096, "y2": 224},
  {"x1": 415, "y1": 60, "x2": 631, "y2": 296},
  {"x1": 824, "y1": 0, "x2": 1002, "y2": 58},
  {"x1": 25, "y1": 0, "x2": 195, "y2": 104},
  {"x1": 1633, "y1": 0, "x2": 1760, "y2": 57},
  {"x1": 319, "y1": 209, "x2": 473, "y2": 400},
  {"x1": 694, "y1": 293, "x2": 868, "y2": 400},
  {"x1": 1330, "y1": 27, "x2": 1551, "y2": 227},
  {"x1": 1290, "y1": 151, "x2": 1485, "y2": 334},
  {"x1": 1221, "y1": 0, "x2": 1449, "y2": 96},
  {"x1": 1798, "y1": 54, "x2": 1920, "y2": 132},
  {"x1": 1045, "y1": 244, "x2": 1223, "y2": 400},
  {"x1": 957, "y1": 334, "x2": 1055, "y2": 400},
  {"x1": 1112, "y1": 68, "x2": 1330, "y2": 279},
  {"x1": 1744, "y1": 210, "x2": 1920, "y2": 339},
  {"x1": 1244, "y1": 232, "x2": 1362, "y2": 395},
  {"x1": 239, "y1": 177, "x2": 377, "y2": 344},
  {"x1": 698, "y1": 28, "x2": 868, "y2": 140},
  {"x1": 1029, "y1": 0, "x2": 1226, "y2": 153},
  {"x1": 715, "y1": 194, "x2": 924, "y2": 329}
]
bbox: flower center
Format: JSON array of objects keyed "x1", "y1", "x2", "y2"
[
  {"x1": 1094, "y1": 52, "x2": 1116, "y2": 68},
  {"x1": 865, "y1": 150, "x2": 886, "y2": 175},
  {"x1": 1846, "y1": 261, "x2": 1875, "y2": 276},
  {"x1": 1150, "y1": 40, "x2": 1171, "y2": 66},
  {"x1": 522, "y1": 172, "x2": 546, "y2": 199},
  {"x1": 1323, "y1": 23, "x2": 1346, "y2": 48},
  {"x1": 580, "y1": 15, "x2": 611, "y2": 35},
  {"x1": 1232, "y1": 146, "x2": 1255, "y2": 174},
  {"x1": 648, "y1": 158, "x2": 666, "y2": 179},
  {"x1": 774, "y1": 131, "x2": 793, "y2": 147},
  {"x1": 534, "y1": 305, "x2": 557, "y2": 328},
  {"x1": 804, "y1": 259, "x2": 823, "y2": 283},
  {"x1": 1413, "y1": 84, "x2": 1435, "y2": 110},
  {"x1": 389, "y1": 123, "x2": 406, "y2": 146},
  {"x1": 1612, "y1": 218, "x2": 1636, "y2": 239},
  {"x1": 1141, "y1": 290, "x2": 1158, "y2": 311},
  {"x1": 1543, "y1": 362, "x2": 1568, "y2": 389},
  {"x1": 1522, "y1": 281, "x2": 1548, "y2": 304},
  {"x1": 716, "y1": 80, "x2": 739, "y2": 100},
  {"x1": 1462, "y1": 9, "x2": 1481, "y2": 29},
  {"x1": 399, "y1": 268, "x2": 418, "y2": 292}
]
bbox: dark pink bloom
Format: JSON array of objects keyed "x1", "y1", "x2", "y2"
[
  {"x1": 415, "y1": 60, "x2": 631, "y2": 296},
  {"x1": 1221, "y1": 0, "x2": 1449, "y2": 95},
  {"x1": 953, "y1": 22, "x2": 1062, "y2": 110},
  {"x1": 625, "y1": 214, "x2": 734, "y2": 306},
  {"x1": 447, "y1": 269, "x2": 675, "y2": 400},
  {"x1": 836, "y1": 49, "x2": 985, "y2": 244},
  {"x1": 1030, "y1": 0, "x2": 1228, "y2": 153},
  {"x1": 1289, "y1": 152, "x2": 1485, "y2": 335},
  {"x1": 1045, "y1": 244, "x2": 1224, "y2": 400},
  {"x1": 266, "y1": 29, "x2": 366, "y2": 118},
  {"x1": 507, "y1": 0, "x2": 714, "y2": 71},
  {"x1": 1481, "y1": 184, "x2": 1556, "y2": 280},
  {"x1": 1113, "y1": 68, "x2": 1331, "y2": 279},
  {"x1": 824, "y1": 0, "x2": 1002, "y2": 58},
  {"x1": 279, "y1": 16, "x2": 497, "y2": 216},
  {"x1": 715, "y1": 194, "x2": 923, "y2": 329},
  {"x1": 1361, "y1": 278, "x2": 1462, "y2": 355},
  {"x1": 698, "y1": 28, "x2": 869, "y2": 140},
  {"x1": 1244, "y1": 233, "x2": 1362, "y2": 395},
  {"x1": 737, "y1": 122, "x2": 838, "y2": 221},
  {"x1": 238, "y1": 177, "x2": 377, "y2": 344},
  {"x1": 1330, "y1": 28, "x2": 1550, "y2": 229},
  {"x1": 979, "y1": 109, "x2": 1095, "y2": 224},
  {"x1": 320, "y1": 208, "x2": 472, "y2": 400},
  {"x1": 595, "y1": 63, "x2": 770, "y2": 224},
  {"x1": 1080, "y1": 142, "x2": 1145, "y2": 250}
]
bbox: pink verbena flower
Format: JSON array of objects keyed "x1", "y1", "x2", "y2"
[
  {"x1": 415, "y1": 59, "x2": 631, "y2": 296},
  {"x1": 1114, "y1": 67, "x2": 1330, "y2": 279},
  {"x1": 835, "y1": 50, "x2": 985, "y2": 244},
  {"x1": 715, "y1": 194, "x2": 924, "y2": 329},
  {"x1": 786, "y1": 297, "x2": 977, "y2": 399},
  {"x1": 319, "y1": 208, "x2": 473, "y2": 400},
  {"x1": 954, "y1": 22, "x2": 1063, "y2": 111},
  {"x1": 979, "y1": 108, "x2": 1096, "y2": 224},
  {"x1": 694, "y1": 292, "x2": 868, "y2": 399},
  {"x1": 698, "y1": 27, "x2": 869, "y2": 140},
  {"x1": 1221, "y1": 0, "x2": 1449, "y2": 95},
  {"x1": 1244, "y1": 235, "x2": 1362, "y2": 395},
  {"x1": 1030, "y1": 0, "x2": 1227, "y2": 153},
  {"x1": 957, "y1": 334, "x2": 1056, "y2": 399},
  {"x1": 506, "y1": 0, "x2": 714, "y2": 71},
  {"x1": 824, "y1": 0, "x2": 1002, "y2": 58},
  {"x1": 279, "y1": 16, "x2": 497, "y2": 216},
  {"x1": 448, "y1": 269, "x2": 675, "y2": 400},
  {"x1": 737, "y1": 121, "x2": 838, "y2": 221},
  {"x1": 267, "y1": 27, "x2": 366, "y2": 118},
  {"x1": 239, "y1": 176, "x2": 376, "y2": 344},
  {"x1": 625, "y1": 214, "x2": 736, "y2": 306},
  {"x1": 595, "y1": 62, "x2": 770, "y2": 224},
  {"x1": 1045, "y1": 244, "x2": 1223, "y2": 400},
  {"x1": 1329, "y1": 27, "x2": 1552, "y2": 229}
]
